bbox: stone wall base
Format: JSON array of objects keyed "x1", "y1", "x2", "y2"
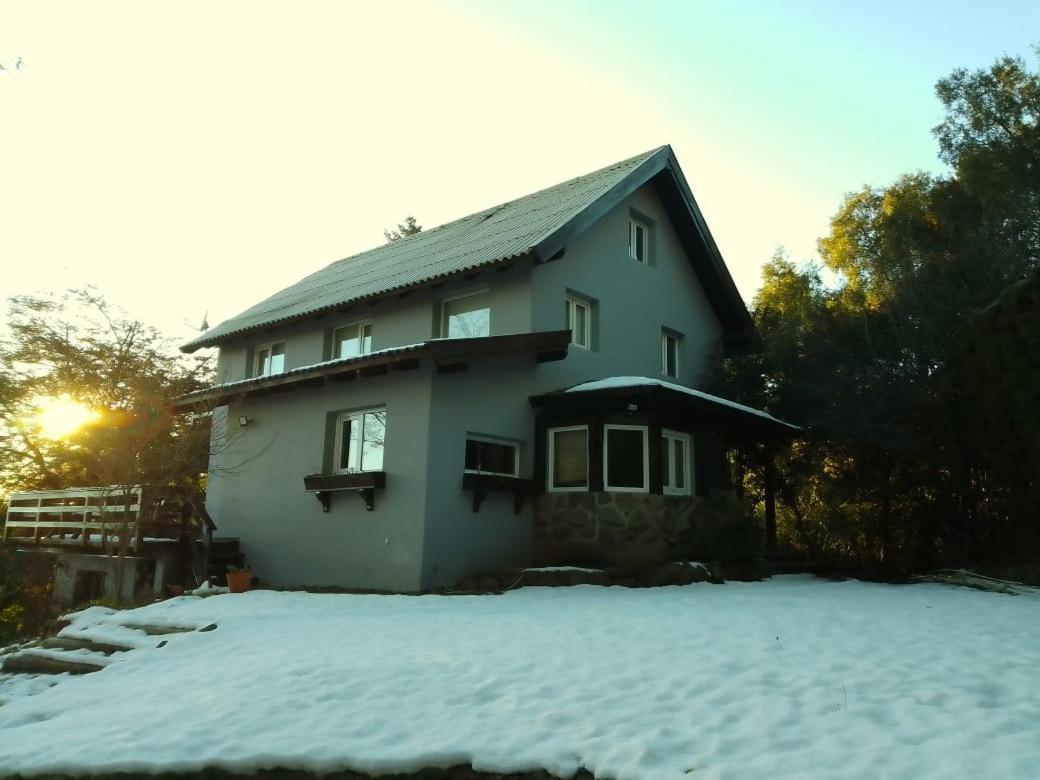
[{"x1": 534, "y1": 492, "x2": 702, "y2": 568}]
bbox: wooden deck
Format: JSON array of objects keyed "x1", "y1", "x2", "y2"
[{"x1": 2, "y1": 486, "x2": 181, "y2": 549}]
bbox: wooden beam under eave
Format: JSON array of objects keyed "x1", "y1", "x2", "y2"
[
  {"x1": 358, "y1": 364, "x2": 389, "y2": 377},
  {"x1": 390, "y1": 359, "x2": 421, "y2": 372},
  {"x1": 328, "y1": 371, "x2": 357, "y2": 383},
  {"x1": 436, "y1": 362, "x2": 469, "y2": 375}
]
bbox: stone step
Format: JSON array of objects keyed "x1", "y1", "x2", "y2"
[
  {"x1": 41, "y1": 636, "x2": 133, "y2": 655},
  {"x1": 119, "y1": 621, "x2": 217, "y2": 635},
  {"x1": 2, "y1": 650, "x2": 106, "y2": 676}
]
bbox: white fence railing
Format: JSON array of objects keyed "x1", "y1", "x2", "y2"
[{"x1": 4, "y1": 486, "x2": 143, "y2": 548}]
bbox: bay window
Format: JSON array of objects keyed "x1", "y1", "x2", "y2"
[
  {"x1": 603, "y1": 424, "x2": 649, "y2": 492},
  {"x1": 547, "y1": 425, "x2": 588, "y2": 491},
  {"x1": 662, "y1": 430, "x2": 692, "y2": 496}
]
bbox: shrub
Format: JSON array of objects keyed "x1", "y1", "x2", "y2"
[{"x1": 683, "y1": 490, "x2": 764, "y2": 564}]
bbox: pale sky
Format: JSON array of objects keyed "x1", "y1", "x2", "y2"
[{"x1": 2, "y1": 1, "x2": 1037, "y2": 346}]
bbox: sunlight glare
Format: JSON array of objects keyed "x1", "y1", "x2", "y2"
[{"x1": 33, "y1": 395, "x2": 100, "y2": 440}]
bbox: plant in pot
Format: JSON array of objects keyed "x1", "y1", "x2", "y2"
[{"x1": 225, "y1": 565, "x2": 253, "y2": 593}]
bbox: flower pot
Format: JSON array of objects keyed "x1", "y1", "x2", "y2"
[
  {"x1": 226, "y1": 570, "x2": 252, "y2": 593},
  {"x1": 166, "y1": 584, "x2": 185, "y2": 598}
]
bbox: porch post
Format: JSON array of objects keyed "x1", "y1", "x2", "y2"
[{"x1": 764, "y1": 449, "x2": 777, "y2": 552}]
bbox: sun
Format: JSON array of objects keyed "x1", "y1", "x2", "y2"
[{"x1": 33, "y1": 395, "x2": 101, "y2": 440}]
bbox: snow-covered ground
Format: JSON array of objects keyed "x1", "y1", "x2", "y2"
[{"x1": 1, "y1": 576, "x2": 1038, "y2": 778}]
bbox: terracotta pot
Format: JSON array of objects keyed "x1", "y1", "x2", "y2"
[
  {"x1": 166, "y1": 584, "x2": 185, "y2": 598},
  {"x1": 226, "y1": 570, "x2": 252, "y2": 593}
]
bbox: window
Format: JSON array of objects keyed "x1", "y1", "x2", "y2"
[
  {"x1": 662, "y1": 430, "x2": 692, "y2": 496},
  {"x1": 603, "y1": 425, "x2": 649, "y2": 492},
  {"x1": 465, "y1": 436, "x2": 520, "y2": 477},
  {"x1": 441, "y1": 291, "x2": 490, "y2": 338},
  {"x1": 548, "y1": 425, "x2": 588, "y2": 491},
  {"x1": 628, "y1": 218, "x2": 648, "y2": 263},
  {"x1": 661, "y1": 331, "x2": 680, "y2": 378},
  {"x1": 566, "y1": 297, "x2": 591, "y2": 349},
  {"x1": 334, "y1": 321, "x2": 373, "y2": 359},
  {"x1": 333, "y1": 408, "x2": 386, "y2": 473},
  {"x1": 254, "y1": 342, "x2": 286, "y2": 377}
]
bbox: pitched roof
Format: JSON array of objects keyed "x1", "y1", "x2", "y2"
[{"x1": 182, "y1": 145, "x2": 752, "y2": 352}]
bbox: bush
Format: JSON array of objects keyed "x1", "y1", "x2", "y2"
[{"x1": 683, "y1": 490, "x2": 764, "y2": 564}]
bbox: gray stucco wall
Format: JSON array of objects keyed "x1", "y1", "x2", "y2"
[
  {"x1": 420, "y1": 356, "x2": 540, "y2": 590},
  {"x1": 206, "y1": 367, "x2": 434, "y2": 592},
  {"x1": 211, "y1": 262, "x2": 533, "y2": 384},
  {"x1": 531, "y1": 184, "x2": 724, "y2": 393}
]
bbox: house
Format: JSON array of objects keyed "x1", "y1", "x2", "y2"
[{"x1": 173, "y1": 146, "x2": 797, "y2": 592}]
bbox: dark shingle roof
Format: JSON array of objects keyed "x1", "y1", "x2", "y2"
[{"x1": 182, "y1": 148, "x2": 665, "y2": 351}]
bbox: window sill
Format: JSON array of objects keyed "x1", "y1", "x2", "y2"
[
  {"x1": 461, "y1": 473, "x2": 535, "y2": 514},
  {"x1": 303, "y1": 472, "x2": 386, "y2": 512}
]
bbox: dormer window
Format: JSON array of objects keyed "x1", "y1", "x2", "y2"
[
  {"x1": 254, "y1": 342, "x2": 286, "y2": 377},
  {"x1": 628, "y1": 217, "x2": 648, "y2": 263},
  {"x1": 334, "y1": 321, "x2": 373, "y2": 359}
]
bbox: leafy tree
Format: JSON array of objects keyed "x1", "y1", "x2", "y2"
[
  {"x1": 0, "y1": 289, "x2": 214, "y2": 603},
  {"x1": 725, "y1": 49, "x2": 1040, "y2": 575},
  {"x1": 383, "y1": 215, "x2": 422, "y2": 242}
]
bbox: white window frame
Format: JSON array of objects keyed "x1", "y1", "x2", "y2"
[
  {"x1": 661, "y1": 331, "x2": 680, "y2": 379},
  {"x1": 662, "y1": 429, "x2": 692, "y2": 496},
  {"x1": 566, "y1": 296, "x2": 591, "y2": 350},
  {"x1": 464, "y1": 435, "x2": 520, "y2": 478},
  {"x1": 628, "y1": 217, "x2": 649, "y2": 263},
  {"x1": 547, "y1": 425, "x2": 589, "y2": 492},
  {"x1": 332, "y1": 407, "x2": 386, "y2": 474},
  {"x1": 603, "y1": 424, "x2": 650, "y2": 493},
  {"x1": 254, "y1": 340, "x2": 286, "y2": 377},
  {"x1": 332, "y1": 319, "x2": 373, "y2": 360},
  {"x1": 440, "y1": 289, "x2": 491, "y2": 338}
]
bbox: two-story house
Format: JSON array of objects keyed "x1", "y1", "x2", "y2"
[{"x1": 174, "y1": 146, "x2": 796, "y2": 592}]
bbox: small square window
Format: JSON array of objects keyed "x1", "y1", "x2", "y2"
[
  {"x1": 662, "y1": 430, "x2": 692, "y2": 496},
  {"x1": 255, "y1": 342, "x2": 286, "y2": 377},
  {"x1": 548, "y1": 426, "x2": 588, "y2": 491},
  {"x1": 629, "y1": 218, "x2": 648, "y2": 263},
  {"x1": 442, "y1": 291, "x2": 490, "y2": 338},
  {"x1": 465, "y1": 436, "x2": 520, "y2": 477},
  {"x1": 334, "y1": 321, "x2": 373, "y2": 359},
  {"x1": 661, "y1": 331, "x2": 680, "y2": 379},
  {"x1": 566, "y1": 297, "x2": 591, "y2": 349}
]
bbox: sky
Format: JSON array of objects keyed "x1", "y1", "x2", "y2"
[{"x1": 1, "y1": 1, "x2": 1037, "y2": 346}]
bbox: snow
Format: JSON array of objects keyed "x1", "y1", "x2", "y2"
[
  {"x1": 565, "y1": 376, "x2": 799, "y2": 429},
  {"x1": 1, "y1": 577, "x2": 1038, "y2": 778}
]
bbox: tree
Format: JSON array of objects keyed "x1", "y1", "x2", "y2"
[
  {"x1": 723, "y1": 49, "x2": 1040, "y2": 575},
  {"x1": 0, "y1": 289, "x2": 214, "y2": 603},
  {"x1": 383, "y1": 215, "x2": 422, "y2": 242}
]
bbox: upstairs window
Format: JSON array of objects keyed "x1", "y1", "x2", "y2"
[
  {"x1": 662, "y1": 430, "x2": 692, "y2": 496},
  {"x1": 334, "y1": 321, "x2": 373, "y2": 359},
  {"x1": 255, "y1": 342, "x2": 286, "y2": 377},
  {"x1": 334, "y1": 408, "x2": 386, "y2": 473},
  {"x1": 548, "y1": 425, "x2": 588, "y2": 491},
  {"x1": 661, "y1": 331, "x2": 680, "y2": 379},
  {"x1": 604, "y1": 424, "x2": 649, "y2": 492},
  {"x1": 465, "y1": 436, "x2": 520, "y2": 477},
  {"x1": 442, "y1": 291, "x2": 490, "y2": 338},
  {"x1": 566, "y1": 296, "x2": 591, "y2": 349},
  {"x1": 628, "y1": 217, "x2": 648, "y2": 263}
]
